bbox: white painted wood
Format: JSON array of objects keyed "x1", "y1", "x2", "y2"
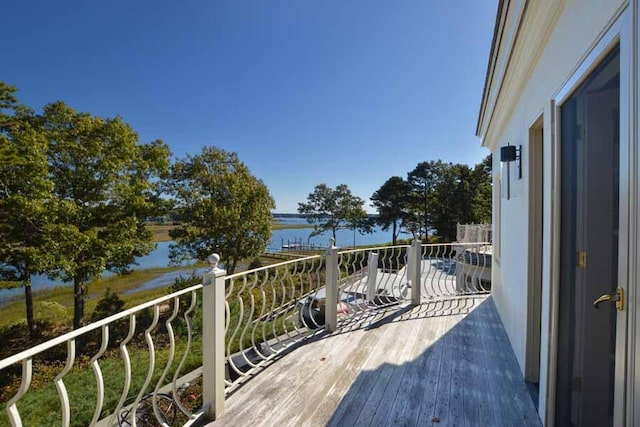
[
  {"x1": 172, "y1": 290, "x2": 199, "y2": 417},
  {"x1": 89, "y1": 325, "x2": 109, "y2": 426},
  {"x1": 6, "y1": 358, "x2": 32, "y2": 427},
  {"x1": 365, "y1": 252, "x2": 378, "y2": 302},
  {"x1": 54, "y1": 339, "x2": 75, "y2": 427},
  {"x1": 615, "y1": 9, "x2": 632, "y2": 427},
  {"x1": 526, "y1": 117, "x2": 544, "y2": 384},
  {"x1": 325, "y1": 246, "x2": 338, "y2": 332},
  {"x1": 131, "y1": 305, "x2": 160, "y2": 427},
  {"x1": 108, "y1": 314, "x2": 136, "y2": 426},
  {"x1": 410, "y1": 240, "x2": 421, "y2": 305},
  {"x1": 633, "y1": 3, "x2": 640, "y2": 426},
  {"x1": 152, "y1": 296, "x2": 181, "y2": 425},
  {"x1": 202, "y1": 254, "x2": 227, "y2": 421}
]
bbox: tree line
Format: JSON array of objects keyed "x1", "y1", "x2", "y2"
[
  {"x1": 1, "y1": 79, "x2": 491, "y2": 337},
  {"x1": 298, "y1": 157, "x2": 491, "y2": 245},
  {"x1": 0, "y1": 82, "x2": 274, "y2": 335}
]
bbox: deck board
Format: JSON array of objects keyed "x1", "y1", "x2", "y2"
[{"x1": 206, "y1": 296, "x2": 541, "y2": 427}]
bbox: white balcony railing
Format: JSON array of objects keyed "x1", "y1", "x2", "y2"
[
  {"x1": 457, "y1": 223, "x2": 492, "y2": 243},
  {"x1": 0, "y1": 242, "x2": 491, "y2": 426}
]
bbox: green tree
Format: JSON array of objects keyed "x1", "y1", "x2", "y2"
[
  {"x1": 370, "y1": 176, "x2": 412, "y2": 245},
  {"x1": 298, "y1": 183, "x2": 368, "y2": 246},
  {"x1": 471, "y1": 154, "x2": 492, "y2": 223},
  {"x1": 429, "y1": 163, "x2": 475, "y2": 241},
  {"x1": 406, "y1": 157, "x2": 491, "y2": 243},
  {"x1": 39, "y1": 102, "x2": 170, "y2": 329},
  {"x1": 0, "y1": 83, "x2": 56, "y2": 338},
  {"x1": 407, "y1": 160, "x2": 445, "y2": 239},
  {"x1": 168, "y1": 146, "x2": 274, "y2": 274}
]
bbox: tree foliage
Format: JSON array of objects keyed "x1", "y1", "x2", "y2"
[
  {"x1": 298, "y1": 183, "x2": 368, "y2": 246},
  {"x1": 168, "y1": 147, "x2": 275, "y2": 274},
  {"x1": 0, "y1": 83, "x2": 56, "y2": 337},
  {"x1": 39, "y1": 102, "x2": 171, "y2": 328},
  {"x1": 370, "y1": 176, "x2": 412, "y2": 245},
  {"x1": 405, "y1": 157, "x2": 492, "y2": 242},
  {"x1": 472, "y1": 154, "x2": 492, "y2": 223}
]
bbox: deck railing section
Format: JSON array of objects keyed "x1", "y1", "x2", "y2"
[
  {"x1": 0, "y1": 241, "x2": 492, "y2": 425},
  {"x1": 222, "y1": 254, "x2": 325, "y2": 393},
  {"x1": 457, "y1": 223, "x2": 492, "y2": 243},
  {"x1": 419, "y1": 242, "x2": 492, "y2": 298},
  {"x1": 336, "y1": 244, "x2": 412, "y2": 313},
  {"x1": 0, "y1": 283, "x2": 204, "y2": 427}
]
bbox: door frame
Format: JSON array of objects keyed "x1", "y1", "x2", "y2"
[
  {"x1": 547, "y1": 8, "x2": 632, "y2": 426},
  {"x1": 526, "y1": 115, "x2": 544, "y2": 385}
]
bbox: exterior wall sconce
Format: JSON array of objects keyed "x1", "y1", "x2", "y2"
[
  {"x1": 500, "y1": 144, "x2": 522, "y2": 178},
  {"x1": 500, "y1": 144, "x2": 521, "y2": 200}
]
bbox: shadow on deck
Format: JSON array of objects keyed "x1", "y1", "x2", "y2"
[{"x1": 206, "y1": 296, "x2": 541, "y2": 427}]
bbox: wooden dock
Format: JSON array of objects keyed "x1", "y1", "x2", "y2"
[{"x1": 206, "y1": 296, "x2": 540, "y2": 427}]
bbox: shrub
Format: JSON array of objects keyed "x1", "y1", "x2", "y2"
[
  {"x1": 168, "y1": 272, "x2": 203, "y2": 294},
  {"x1": 36, "y1": 301, "x2": 68, "y2": 323},
  {"x1": 248, "y1": 258, "x2": 263, "y2": 270},
  {"x1": 91, "y1": 288, "x2": 125, "y2": 322}
]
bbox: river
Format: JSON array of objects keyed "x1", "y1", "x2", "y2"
[{"x1": 0, "y1": 217, "x2": 409, "y2": 303}]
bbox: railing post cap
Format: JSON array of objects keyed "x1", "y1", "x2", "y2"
[
  {"x1": 206, "y1": 253, "x2": 226, "y2": 278},
  {"x1": 326, "y1": 238, "x2": 337, "y2": 253}
]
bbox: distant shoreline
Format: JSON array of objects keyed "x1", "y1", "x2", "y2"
[{"x1": 148, "y1": 221, "x2": 312, "y2": 243}]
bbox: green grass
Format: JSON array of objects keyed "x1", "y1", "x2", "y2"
[
  {"x1": 0, "y1": 337, "x2": 203, "y2": 427},
  {"x1": 271, "y1": 222, "x2": 312, "y2": 231},
  {"x1": 0, "y1": 266, "x2": 206, "y2": 330}
]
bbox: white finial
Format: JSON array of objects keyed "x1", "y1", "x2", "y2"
[
  {"x1": 207, "y1": 253, "x2": 220, "y2": 271},
  {"x1": 329, "y1": 237, "x2": 336, "y2": 248}
]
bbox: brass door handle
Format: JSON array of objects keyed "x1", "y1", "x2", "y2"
[{"x1": 593, "y1": 287, "x2": 624, "y2": 311}]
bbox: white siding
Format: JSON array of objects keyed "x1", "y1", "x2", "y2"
[{"x1": 482, "y1": 0, "x2": 627, "y2": 421}]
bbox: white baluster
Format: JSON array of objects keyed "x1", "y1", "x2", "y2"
[
  {"x1": 131, "y1": 305, "x2": 160, "y2": 427},
  {"x1": 54, "y1": 339, "x2": 75, "y2": 427},
  {"x1": 108, "y1": 314, "x2": 136, "y2": 426},
  {"x1": 90, "y1": 325, "x2": 109, "y2": 426},
  {"x1": 6, "y1": 358, "x2": 32, "y2": 427},
  {"x1": 172, "y1": 290, "x2": 198, "y2": 417}
]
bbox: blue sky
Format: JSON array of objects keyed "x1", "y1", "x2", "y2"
[{"x1": 4, "y1": 1, "x2": 496, "y2": 213}]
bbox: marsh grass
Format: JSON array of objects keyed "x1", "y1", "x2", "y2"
[{"x1": 148, "y1": 221, "x2": 312, "y2": 243}]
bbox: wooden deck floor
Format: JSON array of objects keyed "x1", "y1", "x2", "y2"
[{"x1": 206, "y1": 296, "x2": 541, "y2": 427}]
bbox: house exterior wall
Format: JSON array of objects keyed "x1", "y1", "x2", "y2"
[{"x1": 479, "y1": 0, "x2": 628, "y2": 422}]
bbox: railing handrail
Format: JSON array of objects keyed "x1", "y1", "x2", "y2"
[
  {"x1": 337, "y1": 244, "x2": 410, "y2": 255},
  {"x1": 0, "y1": 283, "x2": 204, "y2": 370},
  {"x1": 225, "y1": 254, "x2": 322, "y2": 280},
  {"x1": 337, "y1": 241, "x2": 492, "y2": 256}
]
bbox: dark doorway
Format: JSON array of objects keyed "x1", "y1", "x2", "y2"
[{"x1": 556, "y1": 45, "x2": 620, "y2": 427}]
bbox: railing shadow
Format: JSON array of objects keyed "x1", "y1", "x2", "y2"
[
  {"x1": 325, "y1": 297, "x2": 541, "y2": 427},
  {"x1": 222, "y1": 296, "x2": 485, "y2": 399},
  {"x1": 333, "y1": 296, "x2": 486, "y2": 337}
]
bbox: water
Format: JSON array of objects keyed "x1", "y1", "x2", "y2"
[
  {"x1": 268, "y1": 224, "x2": 406, "y2": 250},
  {"x1": 0, "y1": 217, "x2": 408, "y2": 303}
]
